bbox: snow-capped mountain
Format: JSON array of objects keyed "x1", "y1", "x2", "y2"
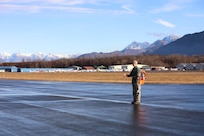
[
  {"x1": 121, "y1": 35, "x2": 180, "y2": 55},
  {"x1": 78, "y1": 35, "x2": 181, "y2": 58},
  {"x1": 0, "y1": 52, "x2": 10, "y2": 62},
  {"x1": 119, "y1": 42, "x2": 150, "y2": 55},
  {"x1": 0, "y1": 52, "x2": 78, "y2": 62},
  {"x1": 151, "y1": 31, "x2": 204, "y2": 55},
  {"x1": 124, "y1": 35, "x2": 179, "y2": 51},
  {"x1": 124, "y1": 42, "x2": 150, "y2": 50},
  {"x1": 145, "y1": 35, "x2": 180, "y2": 54}
]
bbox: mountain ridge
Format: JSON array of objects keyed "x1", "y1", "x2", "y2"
[
  {"x1": 1, "y1": 31, "x2": 204, "y2": 62},
  {"x1": 151, "y1": 31, "x2": 204, "y2": 55},
  {"x1": 0, "y1": 52, "x2": 78, "y2": 63},
  {"x1": 78, "y1": 34, "x2": 180, "y2": 58}
]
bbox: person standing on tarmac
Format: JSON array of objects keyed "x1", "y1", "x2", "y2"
[{"x1": 124, "y1": 60, "x2": 141, "y2": 104}]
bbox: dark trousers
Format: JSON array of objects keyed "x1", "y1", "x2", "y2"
[{"x1": 132, "y1": 78, "x2": 141, "y2": 103}]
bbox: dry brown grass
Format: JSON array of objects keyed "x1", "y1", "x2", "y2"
[
  {"x1": 145, "y1": 71, "x2": 204, "y2": 84},
  {"x1": 0, "y1": 71, "x2": 204, "y2": 84}
]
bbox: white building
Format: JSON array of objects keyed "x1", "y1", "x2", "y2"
[
  {"x1": 109, "y1": 64, "x2": 149, "y2": 72},
  {"x1": 108, "y1": 65, "x2": 123, "y2": 71},
  {"x1": 151, "y1": 66, "x2": 168, "y2": 71}
]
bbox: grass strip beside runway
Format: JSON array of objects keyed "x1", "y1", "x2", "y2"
[{"x1": 0, "y1": 71, "x2": 203, "y2": 84}]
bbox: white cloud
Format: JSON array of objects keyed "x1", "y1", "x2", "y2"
[
  {"x1": 0, "y1": 0, "x2": 39, "y2": 3},
  {"x1": 0, "y1": 0, "x2": 135, "y2": 14},
  {"x1": 0, "y1": 4, "x2": 41, "y2": 13},
  {"x1": 44, "y1": 0, "x2": 87, "y2": 5},
  {"x1": 154, "y1": 19, "x2": 175, "y2": 28},
  {"x1": 0, "y1": 4, "x2": 100, "y2": 14},
  {"x1": 121, "y1": 5, "x2": 134, "y2": 14}
]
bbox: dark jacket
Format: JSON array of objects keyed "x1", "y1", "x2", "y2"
[{"x1": 128, "y1": 66, "x2": 141, "y2": 80}]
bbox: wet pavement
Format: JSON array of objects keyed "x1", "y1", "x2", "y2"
[{"x1": 0, "y1": 80, "x2": 204, "y2": 136}]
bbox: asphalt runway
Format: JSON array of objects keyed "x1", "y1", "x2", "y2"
[{"x1": 0, "y1": 80, "x2": 203, "y2": 136}]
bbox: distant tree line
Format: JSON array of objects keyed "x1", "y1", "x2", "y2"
[{"x1": 1, "y1": 54, "x2": 204, "y2": 68}]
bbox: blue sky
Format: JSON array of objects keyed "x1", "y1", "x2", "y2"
[{"x1": 0, "y1": 0, "x2": 204, "y2": 55}]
